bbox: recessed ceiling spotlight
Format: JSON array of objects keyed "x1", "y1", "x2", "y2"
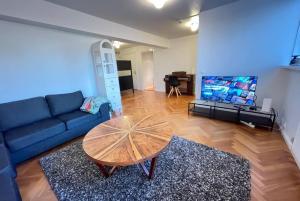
[
  {"x1": 149, "y1": 0, "x2": 168, "y2": 9},
  {"x1": 186, "y1": 16, "x2": 199, "y2": 32},
  {"x1": 113, "y1": 41, "x2": 122, "y2": 49}
]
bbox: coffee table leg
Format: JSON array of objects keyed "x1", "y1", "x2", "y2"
[
  {"x1": 97, "y1": 158, "x2": 158, "y2": 179},
  {"x1": 96, "y1": 163, "x2": 117, "y2": 178},
  {"x1": 148, "y1": 157, "x2": 157, "y2": 179},
  {"x1": 139, "y1": 157, "x2": 158, "y2": 179},
  {"x1": 96, "y1": 163, "x2": 109, "y2": 178}
]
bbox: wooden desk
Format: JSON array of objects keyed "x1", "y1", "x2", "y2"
[{"x1": 164, "y1": 74, "x2": 195, "y2": 95}]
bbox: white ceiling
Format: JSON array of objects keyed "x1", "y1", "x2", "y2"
[{"x1": 46, "y1": 0, "x2": 238, "y2": 38}]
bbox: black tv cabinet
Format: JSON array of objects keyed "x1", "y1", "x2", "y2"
[{"x1": 188, "y1": 100, "x2": 276, "y2": 131}]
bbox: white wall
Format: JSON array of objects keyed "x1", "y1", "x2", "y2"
[
  {"x1": 281, "y1": 70, "x2": 300, "y2": 140},
  {"x1": 118, "y1": 35, "x2": 197, "y2": 92},
  {"x1": 293, "y1": 24, "x2": 300, "y2": 55},
  {"x1": 153, "y1": 35, "x2": 197, "y2": 92},
  {"x1": 195, "y1": 0, "x2": 300, "y2": 167},
  {"x1": 0, "y1": 20, "x2": 102, "y2": 103},
  {"x1": 280, "y1": 69, "x2": 300, "y2": 167},
  {"x1": 195, "y1": 0, "x2": 300, "y2": 115}
]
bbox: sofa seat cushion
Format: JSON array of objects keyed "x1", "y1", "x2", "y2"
[
  {"x1": 57, "y1": 110, "x2": 99, "y2": 130},
  {"x1": 4, "y1": 119, "x2": 66, "y2": 152}
]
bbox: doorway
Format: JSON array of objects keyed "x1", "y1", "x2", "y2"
[{"x1": 141, "y1": 51, "x2": 155, "y2": 90}]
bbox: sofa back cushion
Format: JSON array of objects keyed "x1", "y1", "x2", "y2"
[
  {"x1": 0, "y1": 97, "x2": 51, "y2": 131},
  {"x1": 45, "y1": 91, "x2": 84, "y2": 116}
]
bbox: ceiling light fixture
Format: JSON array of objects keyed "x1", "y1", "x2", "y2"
[
  {"x1": 113, "y1": 41, "x2": 122, "y2": 49},
  {"x1": 149, "y1": 0, "x2": 168, "y2": 9},
  {"x1": 186, "y1": 15, "x2": 199, "y2": 32}
]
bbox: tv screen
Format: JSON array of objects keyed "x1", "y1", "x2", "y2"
[{"x1": 201, "y1": 76, "x2": 257, "y2": 105}]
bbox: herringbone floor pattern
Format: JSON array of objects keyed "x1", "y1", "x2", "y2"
[{"x1": 16, "y1": 90, "x2": 300, "y2": 201}]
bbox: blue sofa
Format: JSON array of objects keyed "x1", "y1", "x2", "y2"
[
  {"x1": 0, "y1": 90, "x2": 110, "y2": 200},
  {"x1": 0, "y1": 90, "x2": 110, "y2": 165}
]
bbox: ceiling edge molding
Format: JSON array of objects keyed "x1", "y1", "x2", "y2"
[{"x1": 0, "y1": 0, "x2": 170, "y2": 48}]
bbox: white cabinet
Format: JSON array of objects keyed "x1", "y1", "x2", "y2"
[{"x1": 91, "y1": 40, "x2": 122, "y2": 113}]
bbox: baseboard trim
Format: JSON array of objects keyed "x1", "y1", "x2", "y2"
[
  {"x1": 290, "y1": 147, "x2": 300, "y2": 169},
  {"x1": 281, "y1": 129, "x2": 293, "y2": 149},
  {"x1": 280, "y1": 129, "x2": 300, "y2": 169}
]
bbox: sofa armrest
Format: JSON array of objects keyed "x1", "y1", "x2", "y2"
[
  {"x1": 99, "y1": 102, "x2": 111, "y2": 121},
  {"x1": 0, "y1": 132, "x2": 17, "y2": 178},
  {"x1": 0, "y1": 139, "x2": 17, "y2": 178},
  {"x1": 0, "y1": 171, "x2": 22, "y2": 201}
]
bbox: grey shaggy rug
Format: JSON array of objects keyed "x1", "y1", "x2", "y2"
[{"x1": 40, "y1": 136, "x2": 251, "y2": 201}]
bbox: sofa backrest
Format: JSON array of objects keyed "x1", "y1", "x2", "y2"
[
  {"x1": 45, "y1": 91, "x2": 84, "y2": 116},
  {"x1": 0, "y1": 97, "x2": 51, "y2": 132}
]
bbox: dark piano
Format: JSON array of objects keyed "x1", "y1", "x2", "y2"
[{"x1": 164, "y1": 71, "x2": 195, "y2": 95}]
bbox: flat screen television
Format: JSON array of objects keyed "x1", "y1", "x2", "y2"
[{"x1": 201, "y1": 76, "x2": 258, "y2": 105}]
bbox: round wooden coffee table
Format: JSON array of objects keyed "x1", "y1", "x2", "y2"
[{"x1": 82, "y1": 113, "x2": 173, "y2": 179}]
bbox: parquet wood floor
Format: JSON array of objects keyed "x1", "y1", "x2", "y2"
[{"x1": 16, "y1": 90, "x2": 300, "y2": 201}]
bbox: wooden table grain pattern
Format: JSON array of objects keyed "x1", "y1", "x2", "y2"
[{"x1": 82, "y1": 113, "x2": 173, "y2": 179}]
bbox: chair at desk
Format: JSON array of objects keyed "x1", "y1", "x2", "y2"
[{"x1": 168, "y1": 76, "x2": 182, "y2": 98}]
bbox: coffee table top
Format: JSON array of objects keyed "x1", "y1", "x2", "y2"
[{"x1": 82, "y1": 114, "x2": 173, "y2": 166}]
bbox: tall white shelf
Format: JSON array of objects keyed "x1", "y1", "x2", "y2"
[{"x1": 91, "y1": 39, "x2": 122, "y2": 113}]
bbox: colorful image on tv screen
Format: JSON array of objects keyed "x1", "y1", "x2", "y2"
[{"x1": 201, "y1": 76, "x2": 257, "y2": 105}]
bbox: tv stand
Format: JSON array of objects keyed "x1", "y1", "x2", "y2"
[{"x1": 188, "y1": 100, "x2": 276, "y2": 131}]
